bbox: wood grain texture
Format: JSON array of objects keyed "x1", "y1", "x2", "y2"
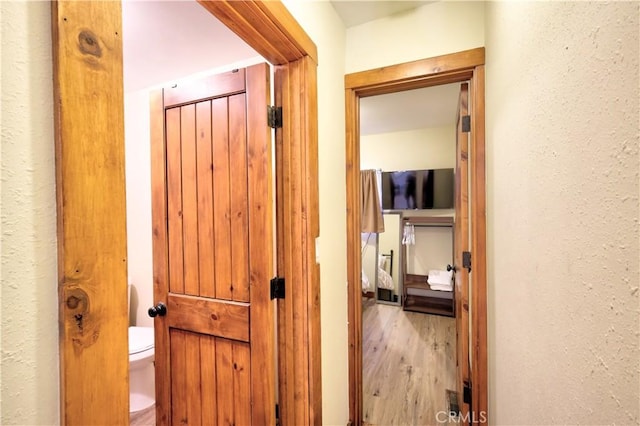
[
  {"x1": 345, "y1": 48, "x2": 484, "y2": 91},
  {"x1": 275, "y1": 56, "x2": 322, "y2": 425},
  {"x1": 181, "y1": 104, "x2": 200, "y2": 297},
  {"x1": 171, "y1": 331, "x2": 261, "y2": 426},
  {"x1": 167, "y1": 294, "x2": 250, "y2": 342},
  {"x1": 233, "y1": 343, "x2": 252, "y2": 426},
  {"x1": 199, "y1": 336, "x2": 218, "y2": 425},
  {"x1": 52, "y1": 1, "x2": 129, "y2": 424},
  {"x1": 354, "y1": 71, "x2": 475, "y2": 99},
  {"x1": 345, "y1": 86, "x2": 363, "y2": 426},
  {"x1": 196, "y1": 101, "x2": 215, "y2": 299},
  {"x1": 345, "y1": 49, "x2": 488, "y2": 424},
  {"x1": 275, "y1": 65, "x2": 295, "y2": 426},
  {"x1": 163, "y1": 68, "x2": 245, "y2": 108},
  {"x1": 212, "y1": 97, "x2": 233, "y2": 300},
  {"x1": 185, "y1": 331, "x2": 203, "y2": 425},
  {"x1": 287, "y1": 59, "x2": 308, "y2": 426},
  {"x1": 362, "y1": 299, "x2": 457, "y2": 426},
  {"x1": 455, "y1": 82, "x2": 471, "y2": 424},
  {"x1": 197, "y1": 0, "x2": 317, "y2": 65},
  {"x1": 166, "y1": 107, "x2": 185, "y2": 295},
  {"x1": 470, "y1": 65, "x2": 488, "y2": 423},
  {"x1": 152, "y1": 63, "x2": 277, "y2": 425},
  {"x1": 150, "y1": 88, "x2": 171, "y2": 426},
  {"x1": 404, "y1": 216, "x2": 454, "y2": 226},
  {"x1": 170, "y1": 329, "x2": 187, "y2": 425},
  {"x1": 246, "y1": 63, "x2": 277, "y2": 426},
  {"x1": 254, "y1": 1, "x2": 318, "y2": 63},
  {"x1": 301, "y1": 56, "x2": 323, "y2": 426},
  {"x1": 216, "y1": 338, "x2": 235, "y2": 425},
  {"x1": 229, "y1": 93, "x2": 250, "y2": 303}
]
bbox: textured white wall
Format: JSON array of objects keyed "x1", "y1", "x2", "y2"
[
  {"x1": 345, "y1": 1, "x2": 485, "y2": 74},
  {"x1": 0, "y1": 1, "x2": 60, "y2": 424},
  {"x1": 485, "y1": 2, "x2": 639, "y2": 423},
  {"x1": 409, "y1": 227, "x2": 453, "y2": 277},
  {"x1": 360, "y1": 125, "x2": 456, "y2": 171},
  {"x1": 281, "y1": 2, "x2": 349, "y2": 423},
  {"x1": 9, "y1": 1, "x2": 637, "y2": 424},
  {"x1": 124, "y1": 89, "x2": 154, "y2": 328}
]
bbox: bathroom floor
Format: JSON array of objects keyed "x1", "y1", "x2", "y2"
[{"x1": 130, "y1": 405, "x2": 155, "y2": 426}]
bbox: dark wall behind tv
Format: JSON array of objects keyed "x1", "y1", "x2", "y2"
[{"x1": 381, "y1": 168, "x2": 454, "y2": 210}]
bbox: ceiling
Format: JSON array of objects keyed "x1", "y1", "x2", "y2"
[
  {"x1": 122, "y1": 0, "x2": 457, "y2": 133},
  {"x1": 331, "y1": 1, "x2": 434, "y2": 28},
  {"x1": 122, "y1": 1, "x2": 259, "y2": 93},
  {"x1": 360, "y1": 84, "x2": 460, "y2": 135}
]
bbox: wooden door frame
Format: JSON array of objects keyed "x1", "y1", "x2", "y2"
[
  {"x1": 52, "y1": 1, "x2": 320, "y2": 424},
  {"x1": 345, "y1": 48, "x2": 487, "y2": 425}
]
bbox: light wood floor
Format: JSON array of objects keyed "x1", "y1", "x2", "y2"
[
  {"x1": 130, "y1": 404, "x2": 155, "y2": 426},
  {"x1": 130, "y1": 301, "x2": 456, "y2": 426},
  {"x1": 363, "y1": 298, "x2": 457, "y2": 426}
]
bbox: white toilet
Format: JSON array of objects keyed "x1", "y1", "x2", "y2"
[{"x1": 128, "y1": 285, "x2": 155, "y2": 413}]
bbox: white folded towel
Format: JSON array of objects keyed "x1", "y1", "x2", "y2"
[
  {"x1": 427, "y1": 269, "x2": 453, "y2": 286},
  {"x1": 430, "y1": 283, "x2": 453, "y2": 292}
]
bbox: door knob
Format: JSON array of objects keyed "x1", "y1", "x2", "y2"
[
  {"x1": 148, "y1": 302, "x2": 167, "y2": 317},
  {"x1": 446, "y1": 264, "x2": 457, "y2": 273}
]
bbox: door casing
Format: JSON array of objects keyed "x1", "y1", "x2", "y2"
[
  {"x1": 345, "y1": 47, "x2": 487, "y2": 425},
  {"x1": 52, "y1": 1, "x2": 320, "y2": 424}
]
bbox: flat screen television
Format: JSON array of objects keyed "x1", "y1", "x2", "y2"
[{"x1": 381, "y1": 168, "x2": 454, "y2": 210}]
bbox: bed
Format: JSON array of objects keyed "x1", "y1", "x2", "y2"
[
  {"x1": 377, "y1": 253, "x2": 394, "y2": 290},
  {"x1": 361, "y1": 252, "x2": 395, "y2": 293},
  {"x1": 361, "y1": 270, "x2": 373, "y2": 293}
]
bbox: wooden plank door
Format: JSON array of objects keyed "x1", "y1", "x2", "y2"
[
  {"x1": 150, "y1": 63, "x2": 275, "y2": 425},
  {"x1": 454, "y1": 82, "x2": 471, "y2": 423}
]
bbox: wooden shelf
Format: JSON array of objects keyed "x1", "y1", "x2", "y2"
[
  {"x1": 402, "y1": 216, "x2": 453, "y2": 227},
  {"x1": 403, "y1": 274, "x2": 455, "y2": 317},
  {"x1": 401, "y1": 216, "x2": 456, "y2": 316}
]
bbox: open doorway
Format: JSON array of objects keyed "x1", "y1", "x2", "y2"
[
  {"x1": 121, "y1": 4, "x2": 270, "y2": 424},
  {"x1": 52, "y1": 1, "x2": 321, "y2": 424},
  {"x1": 358, "y1": 83, "x2": 461, "y2": 424},
  {"x1": 345, "y1": 48, "x2": 488, "y2": 425},
  {"x1": 122, "y1": 0, "x2": 263, "y2": 332}
]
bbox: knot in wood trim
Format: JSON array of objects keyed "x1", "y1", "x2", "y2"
[
  {"x1": 78, "y1": 30, "x2": 102, "y2": 58},
  {"x1": 65, "y1": 288, "x2": 89, "y2": 313}
]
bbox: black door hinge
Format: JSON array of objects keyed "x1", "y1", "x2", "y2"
[
  {"x1": 275, "y1": 403, "x2": 280, "y2": 421},
  {"x1": 270, "y1": 277, "x2": 285, "y2": 300},
  {"x1": 268, "y1": 106, "x2": 283, "y2": 129},
  {"x1": 462, "y1": 251, "x2": 472, "y2": 273},
  {"x1": 462, "y1": 115, "x2": 471, "y2": 133},
  {"x1": 463, "y1": 380, "x2": 472, "y2": 405}
]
